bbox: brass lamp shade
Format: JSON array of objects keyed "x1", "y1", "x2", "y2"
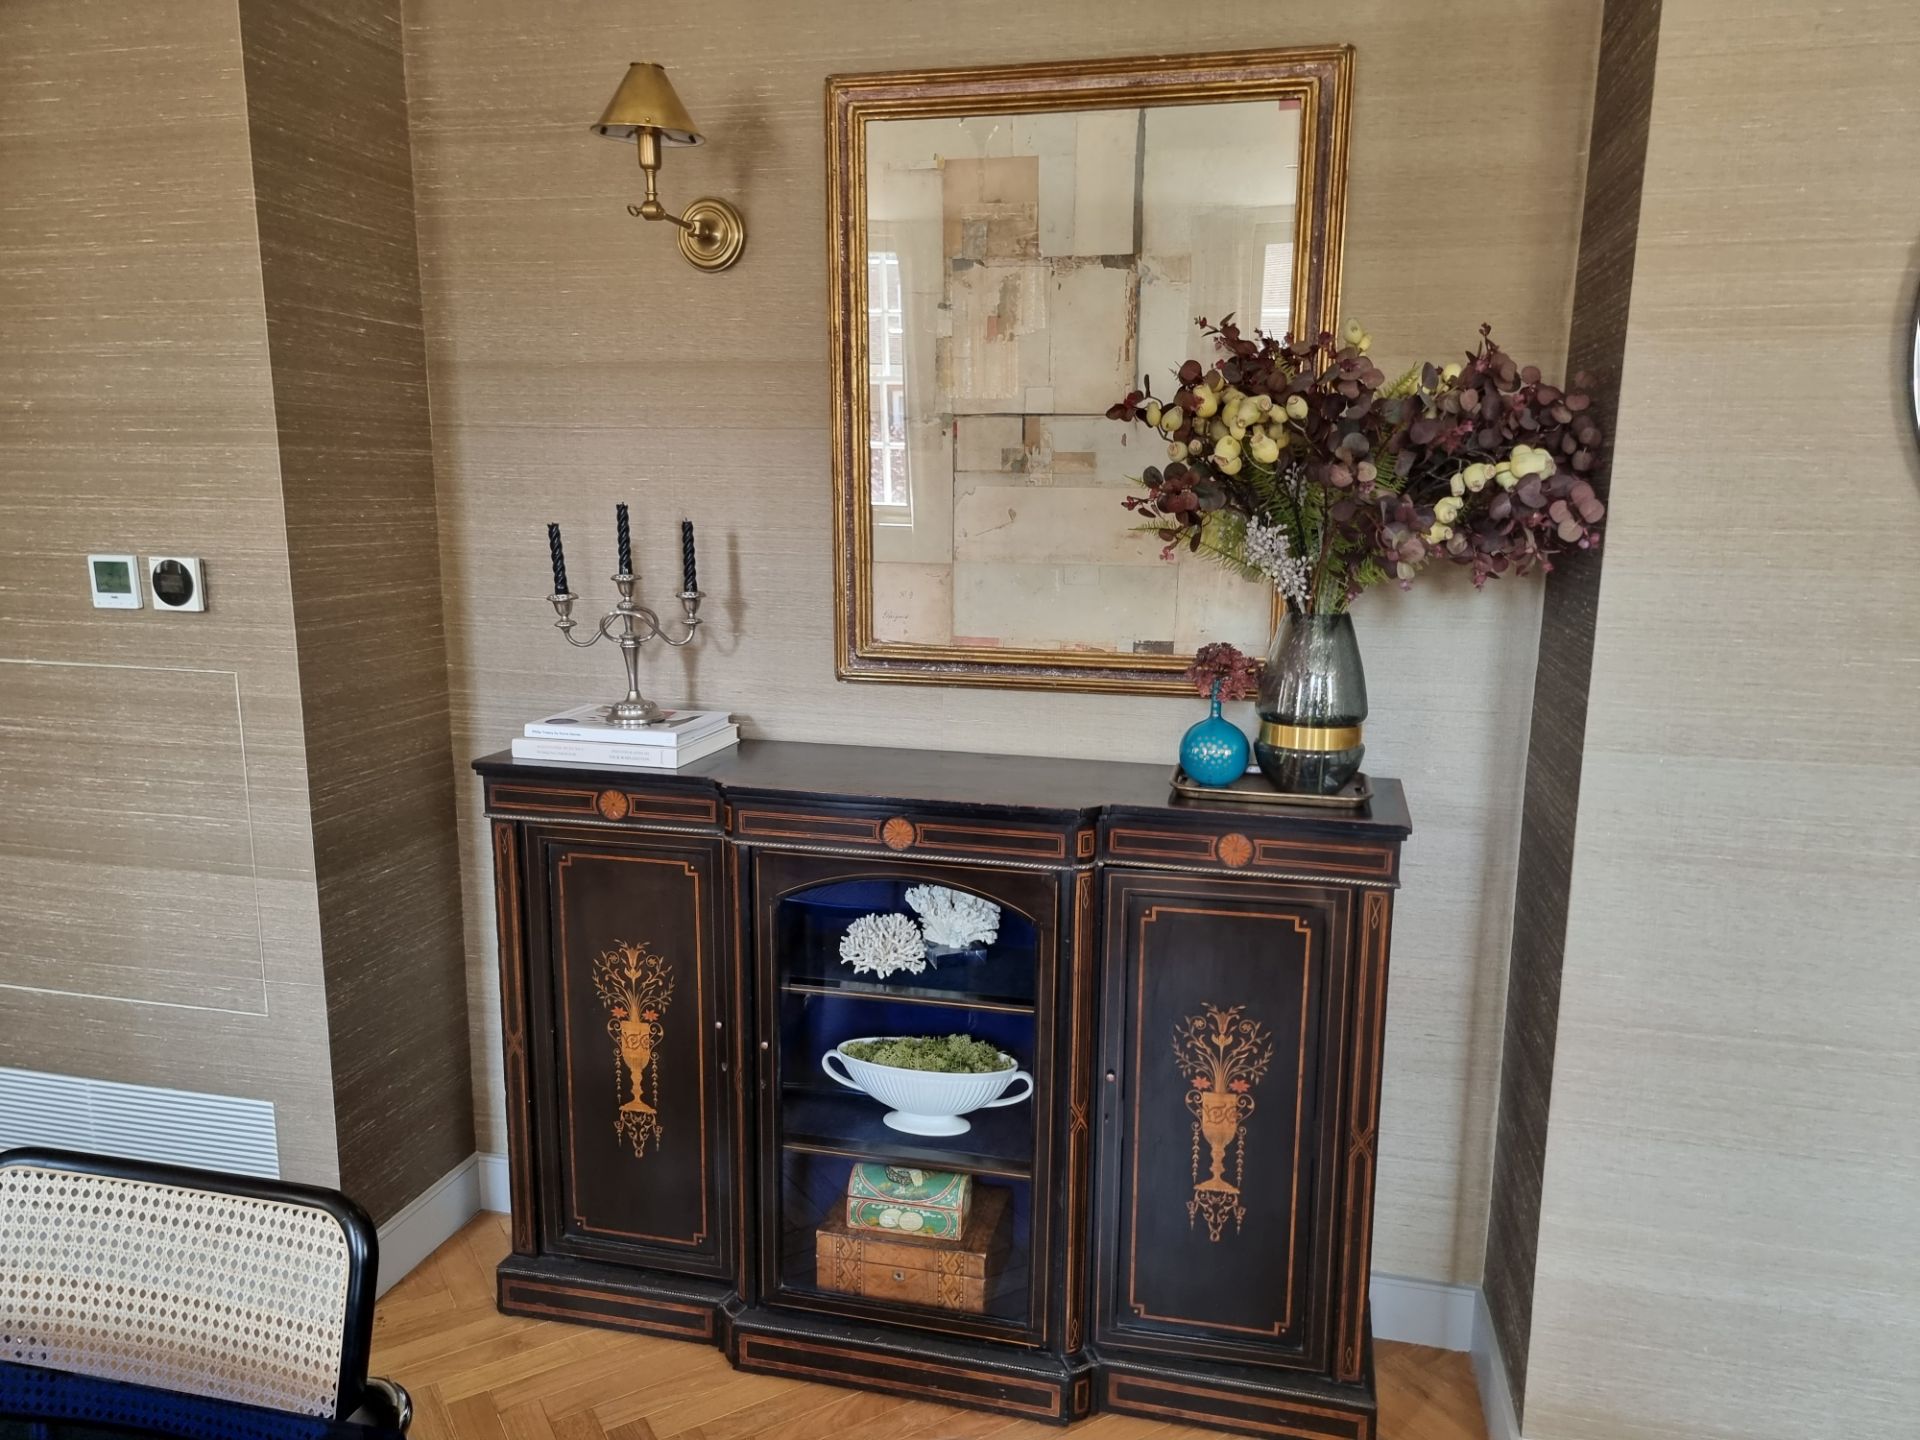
[{"x1": 593, "y1": 63, "x2": 703, "y2": 146}]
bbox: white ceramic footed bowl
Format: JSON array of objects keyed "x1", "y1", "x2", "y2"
[{"x1": 821, "y1": 1039, "x2": 1033, "y2": 1136}]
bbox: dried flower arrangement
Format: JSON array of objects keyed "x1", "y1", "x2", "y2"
[
  {"x1": 1185, "y1": 642, "x2": 1262, "y2": 703},
  {"x1": 1107, "y1": 319, "x2": 1607, "y2": 615}
]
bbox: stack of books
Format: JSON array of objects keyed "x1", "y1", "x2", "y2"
[{"x1": 510, "y1": 703, "x2": 738, "y2": 769}]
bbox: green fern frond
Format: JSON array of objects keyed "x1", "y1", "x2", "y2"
[
  {"x1": 1380, "y1": 363, "x2": 1425, "y2": 400},
  {"x1": 1126, "y1": 513, "x2": 1267, "y2": 583},
  {"x1": 1193, "y1": 511, "x2": 1265, "y2": 583}
]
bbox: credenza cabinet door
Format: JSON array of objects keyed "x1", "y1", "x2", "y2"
[
  {"x1": 1093, "y1": 870, "x2": 1358, "y2": 1374},
  {"x1": 524, "y1": 826, "x2": 733, "y2": 1281}
]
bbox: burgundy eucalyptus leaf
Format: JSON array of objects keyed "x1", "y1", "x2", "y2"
[{"x1": 1102, "y1": 317, "x2": 1607, "y2": 600}]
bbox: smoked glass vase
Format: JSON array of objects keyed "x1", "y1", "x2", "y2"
[{"x1": 1254, "y1": 612, "x2": 1367, "y2": 794}]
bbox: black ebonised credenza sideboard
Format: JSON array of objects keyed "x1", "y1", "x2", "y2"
[{"x1": 476, "y1": 742, "x2": 1410, "y2": 1439}]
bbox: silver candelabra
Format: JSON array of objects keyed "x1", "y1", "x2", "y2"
[{"x1": 548, "y1": 572, "x2": 704, "y2": 726}]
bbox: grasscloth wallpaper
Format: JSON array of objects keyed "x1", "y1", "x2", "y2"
[
  {"x1": 1525, "y1": 2, "x2": 1920, "y2": 1436},
  {"x1": 0, "y1": 0, "x2": 471, "y2": 1222},
  {"x1": 404, "y1": 0, "x2": 1602, "y2": 1285},
  {"x1": 237, "y1": 0, "x2": 473, "y2": 1223},
  {"x1": 0, "y1": 0, "x2": 340, "y2": 1181},
  {"x1": 1483, "y1": 0, "x2": 1660, "y2": 1419}
]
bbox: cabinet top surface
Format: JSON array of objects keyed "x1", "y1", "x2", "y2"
[{"x1": 475, "y1": 740, "x2": 1410, "y2": 838}]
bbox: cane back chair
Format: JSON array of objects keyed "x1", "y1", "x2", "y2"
[{"x1": 0, "y1": 1148, "x2": 409, "y2": 1430}]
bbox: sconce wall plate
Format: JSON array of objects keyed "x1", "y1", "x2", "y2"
[{"x1": 678, "y1": 197, "x2": 746, "y2": 271}]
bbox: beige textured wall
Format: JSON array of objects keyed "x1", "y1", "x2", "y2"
[
  {"x1": 405, "y1": 0, "x2": 1600, "y2": 1283},
  {"x1": 238, "y1": 0, "x2": 474, "y2": 1223},
  {"x1": 1526, "y1": 2, "x2": 1920, "y2": 1436},
  {"x1": 0, "y1": 0, "x2": 339, "y2": 1182}
]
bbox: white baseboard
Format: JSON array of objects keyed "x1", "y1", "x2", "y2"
[
  {"x1": 1369, "y1": 1272, "x2": 1477, "y2": 1352},
  {"x1": 1471, "y1": 1287, "x2": 1525, "y2": 1440},
  {"x1": 478, "y1": 1151, "x2": 511, "y2": 1214},
  {"x1": 375, "y1": 1153, "x2": 482, "y2": 1296}
]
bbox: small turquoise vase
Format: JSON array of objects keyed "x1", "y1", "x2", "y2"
[{"x1": 1180, "y1": 689, "x2": 1250, "y2": 787}]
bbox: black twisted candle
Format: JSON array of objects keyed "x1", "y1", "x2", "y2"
[
  {"x1": 680, "y1": 519, "x2": 697, "y2": 594},
  {"x1": 546, "y1": 523, "x2": 569, "y2": 596},
  {"x1": 615, "y1": 503, "x2": 632, "y2": 576}
]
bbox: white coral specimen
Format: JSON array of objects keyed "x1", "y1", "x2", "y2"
[
  {"x1": 905, "y1": 885, "x2": 1000, "y2": 952},
  {"x1": 839, "y1": 912, "x2": 928, "y2": 979}
]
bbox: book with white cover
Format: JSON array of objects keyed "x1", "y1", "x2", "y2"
[
  {"x1": 510, "y1": 725, "x2": 739, "y2": 769},
  {"x1": 523, "y1": 703, "x2": 731, "y2": 746}
]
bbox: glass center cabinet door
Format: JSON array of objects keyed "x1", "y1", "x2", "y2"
[{"x1": 749, "y1": 850, "x2": 1062, "y2": 1346}]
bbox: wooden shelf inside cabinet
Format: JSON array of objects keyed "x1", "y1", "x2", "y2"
[
  {"x1": 779, "y1": 1086, "x2": 1033, "y2": 1179},
  {"x1": 781, "y1": 978, "x2": 1035, "y2": 1015},
  {"x1": 781, "y1": 936, "x2": 1039, "y2": 1011}
]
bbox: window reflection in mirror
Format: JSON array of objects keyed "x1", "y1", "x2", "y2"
[{"x1": 864, "y1": 99, "x2": 1303, "y2": 658}]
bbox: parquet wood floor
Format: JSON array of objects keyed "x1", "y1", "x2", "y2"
[{"x1": 373, "y1": 1216, "x2": 1486, "y2": 1440}]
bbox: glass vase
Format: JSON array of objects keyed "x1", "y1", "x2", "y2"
[
  {"x1": 1179, "y1": 692, "x2": 1250, "y2": 787},
  {"x1": 1254, "y1": 612, "x2": 1367, "y2": 794}
]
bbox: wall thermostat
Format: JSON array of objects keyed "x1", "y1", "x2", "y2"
[
  {"x1": 87, "y1": 554, "x2": 143, "y2": 609},
  {"x1": 147, "y1": 556, "x2": 206, "y2": 612}
]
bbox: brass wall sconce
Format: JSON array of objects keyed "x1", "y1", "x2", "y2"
[{"x1": 594, "y1": 62, "x2": 746, "y2": 272}]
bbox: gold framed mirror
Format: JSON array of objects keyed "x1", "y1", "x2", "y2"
[{"x1": 829, "y1": 47, "x2": 1352, "y2": 694}]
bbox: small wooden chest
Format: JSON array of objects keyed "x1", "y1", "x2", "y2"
[{"x1": 815, "y1": 1184, "x2": 1009, "y2": 1312}]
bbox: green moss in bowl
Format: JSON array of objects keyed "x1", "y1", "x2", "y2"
[{"x1": 840, "y1": 1035, "x2": 1013, "y2": 1074}]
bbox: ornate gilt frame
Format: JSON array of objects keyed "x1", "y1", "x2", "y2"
[{"x1": 828, "y1": 47, "x2": 1353, "y2": 694}]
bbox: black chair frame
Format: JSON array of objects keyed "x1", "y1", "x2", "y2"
[{"x1": 0, "y1": 1147, "x2": 405, "y2": 1429}]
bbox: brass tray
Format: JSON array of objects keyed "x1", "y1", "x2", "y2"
[{"x1": 1169, "y1": 767, "x2": 1372, "y2": 811}]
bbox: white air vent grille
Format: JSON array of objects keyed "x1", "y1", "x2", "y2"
[{"x1": 0, "y1": 1066, "x2": 279, "y2": 1178}]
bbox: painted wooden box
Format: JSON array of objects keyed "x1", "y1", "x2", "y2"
[{"x1": 817, "y1": 1184, "x2": 1009, "y2": 1311}]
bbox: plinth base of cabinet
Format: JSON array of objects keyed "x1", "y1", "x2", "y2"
[
  {"x1": 496, "y1": 1253, "x2": 732, "y2": 1344},
  {"x1": 728, "y1": 1306, "x2": 1092, "y2": 1426},
  {"x1": 1096, "y1": 1341, "x2": 1378, "y2": 1440},
  {"x1": 495, "y1": 1259, "x2": 1375, "y2": 1440}
]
